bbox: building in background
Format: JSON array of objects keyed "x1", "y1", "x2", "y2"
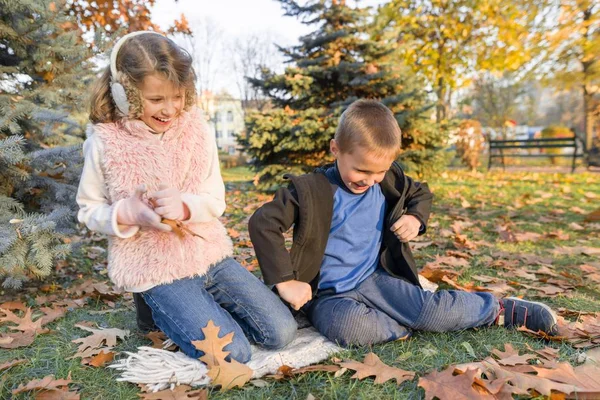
[{"x1": 198, "y1": 91, "x2": 244, "y2": 154}]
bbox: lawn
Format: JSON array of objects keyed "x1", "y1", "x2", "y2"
[{"x1": 1, "y1": 168, "x2": 599, "y2": 399}]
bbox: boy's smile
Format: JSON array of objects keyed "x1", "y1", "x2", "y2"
[
  {"x1": 139, "y1": 73, "x2": 185, "y2": 134},
  {"x1": 330, "y1": 139, "x2": 396, "y2": 194}
]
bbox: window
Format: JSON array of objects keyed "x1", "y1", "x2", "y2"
[
  {"x1": 215, "y1": 130, "x2": 222, "y2": 138},
  {"x1": 227, "y1": 111, "x2": 233, "y2": 122},
  {"x1": 214, "y1": 111, "x2": 220, "y2": 122},
  {"x1": 228, "y1": 130, "x2": 235, "y2": 138}
]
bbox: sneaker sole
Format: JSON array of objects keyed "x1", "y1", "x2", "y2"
[{"x1": 504, "y1": 296, "x2": 558, "y2": 326}]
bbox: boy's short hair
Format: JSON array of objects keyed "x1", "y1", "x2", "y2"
[{"x1": 334, "y1": 99, "x2": 401, "y2": 156}]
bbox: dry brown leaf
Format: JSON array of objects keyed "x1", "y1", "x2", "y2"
[
  {"x1": 191, "y1": 320, "x2": 253, "y2": 391},
  {"x1": 418, "y1": 367, "x2": 493, "y2": 399},
  {"x1": 12, "y1": 374, "x2": 73, "y2": 395},
  {"x1": 192, "y1": 320, "x2": 233, "y2": 367},
  {"x1": 0, "y1": 307, "x2": 46, "y2": 333},
  {"x1": 87, "y1": 350, "x2": 115, "y2": 367},
  {"x1": 584, "y1": 208, "x2": 600, "y2": 222},
  {"x1": 207, "y1": 359, "x2": 253, "y2": 391},
  {"x1": 0, "y1": 358, "x2": 26, "y2": 371},
  {"x1": 38, "y1": 306, "x2": 67, "y2": 326},
  {"x1": 514, "y1": 231, "x2": 544, "y2": 242},
  {"x1": 480, "y1": 358, "x2": 576, "y2": 396},
  {"x1": 145, "y1": 331, "x2": 171, "y2": 349},
  {"x1": 138, "y1": 384, "x2": 207, "y2": 399},
  {"x1": 492, "y1": 344, "x2": 535, "y2": 366},
  {"x1": 0, "y1": 301, "x2": 27, "y2": 311},
  {"x1": 0, "y1": 330, "x2": 36, "y2": 349},
  {"x1": 69, "y1": 323, "x2": 129, "y2": 358},
  {"x1": 35, "y1": 387, "x2": 81, "y2": 399},
  {"x1": 268, "y1": 364, "x2": 341, "y2": 380},
  {"x1": 533, "y1": 346, "x2": 560, "y2": 361},
  {"x1": 338, "y1": 352, "x2": 415, "y2": 385}
]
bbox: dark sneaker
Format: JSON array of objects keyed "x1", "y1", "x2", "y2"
[{"x1": 501, "y1": 297, "x2": 558, "y2": 336}]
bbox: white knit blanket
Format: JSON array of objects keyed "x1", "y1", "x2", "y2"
[
  {"x1": 111, "y1": 276, "x2": 437, "y2": 392},
  {"x1": 110, "y1": 327, "x2": 343, "y2": 392}
]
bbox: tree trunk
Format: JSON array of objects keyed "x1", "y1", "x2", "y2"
[
  {"x1": 583, "y1": 85, "x2": 595, "y2": 151},
  {"x1": 436, "y1": 76, "x2": 447, "y2": 122}
]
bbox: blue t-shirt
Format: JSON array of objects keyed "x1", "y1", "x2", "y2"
[{"x1": 318, "y1": 165, "x2": 386, "y2": 293}]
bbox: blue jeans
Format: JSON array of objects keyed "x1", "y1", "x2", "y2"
[
  {"x1": 142, "y1": 257, "x2": 297, "y2": 363},
  {"x1": 306, "y1": 268, "x2": 500, "y2": 347}
]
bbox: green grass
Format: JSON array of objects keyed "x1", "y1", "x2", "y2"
[
  {"x1": 221, "y1": 166, "x2": 255, "y2": 183},
  {"x1": 1, "y1": 169, "x2": 599, "y2": 399}
]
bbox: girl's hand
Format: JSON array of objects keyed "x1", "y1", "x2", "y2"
[
  {"x1": 117, "y1": 185, "x2": 172, "y2": 231},
  {"x1": 390, "y1": 214, "x2": 421, "y2": 242},
  {"x1": 149, "y1": 183, "x2": 188, "y2": 221}
]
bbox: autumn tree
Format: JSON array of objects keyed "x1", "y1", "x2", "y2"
[
  {"x1": 376, "y1": 0, "x2": 546, "y2": 122},
  {"x1": 0, "y1": 0, "x2": 92, "y2": 288},
  {"x1": 241, "y1": 0, "x2": 449, "y2": 188},
  {"x1": 542, "y1": 0, "x2": 599, "y2": 151},
  {"x1": 67, "y1": 0, "x2": 191, "y2": 37}
]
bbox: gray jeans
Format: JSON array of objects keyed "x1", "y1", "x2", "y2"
[{"x1": 306, "y1": 268, "x2": 500, "y2": 347}]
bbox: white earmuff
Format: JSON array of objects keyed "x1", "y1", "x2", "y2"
[{"x1": 109, "y1": 30, "x2": 164, "y2": 116}]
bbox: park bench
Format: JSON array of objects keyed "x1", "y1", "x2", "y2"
[{"x1": 487, "y1": 136, "x2": 584, "y2": 173}]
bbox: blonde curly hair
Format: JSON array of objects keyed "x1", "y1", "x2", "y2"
[{"x1": 89, "y1": 34, "x2": 197, "y2": 123}]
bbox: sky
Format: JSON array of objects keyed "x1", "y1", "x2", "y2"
[{"x1": 151, "y1": 0, "x2": 384, "y2": 96}]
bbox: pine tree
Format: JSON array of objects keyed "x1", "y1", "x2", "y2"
[
  {"x1": 240, "y1": 0, "x2": 450, "y2": 189},
  {"x1": 0, "y1": 0, "x2": 93, "y2": 288}
]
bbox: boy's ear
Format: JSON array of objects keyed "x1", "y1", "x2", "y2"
[{"x1": 330, "y1": 139, "x2": 339, "y2": 157}]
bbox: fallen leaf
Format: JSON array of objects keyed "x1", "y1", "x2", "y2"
[
  {"x1": 0, "y1": 359, "x2": 26, "y2": 371},
  {"x1": 0, "y1": 308, "x2": 46, "y2": 333},
  {"x1": 418, "y1": 366, "x2": 493, "y2": 399},
  {"x1": 192, "y1": 320, "x2": 233, "y2": 367},
  {"x1": 69, "y1": 324, "x2": 129, "y2": 359},
  {"x1": 492, "y1": 344, "x2": 535, "y2": 366},
  {"x1": 138, "y1": 385, "x2": 207, "y2": 399},
  {"x1": 145, "y1": 331, "x2": 171, "y2": 349},
  {"x1": 0, "y1": 330, "x2": 36, "y2": 349},
  {"x1": 338, "y1": 352, "x2": 415, "y2": 385},
  {"x1": 192, "y1": 320, "x2": 253, "y2": 391},
  {"x1": 584, "y1": 208, "x2": 600, "y2": 222},
  {"x1": 12, "y1": 374, "x2": 74, "y2": 395},
  {"x1": 87, "y1": 350, "x2": 115, "y2": 367},
  {"x1": 0, "y1": 301, "x2": 27, "y2": 311}
]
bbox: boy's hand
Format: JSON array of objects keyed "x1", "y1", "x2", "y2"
[
  {"x1": 148, "y1": 183, "x2": 189, "y2": 221},
  {"x1": 391, "y1": 214, "x2": 421, "y2": 242},
  {"x1": 275, "y1": 280, "x2": 312, "y2": 310},
  {"x1": 117, "y1": 185, "x2": 172, "y2": 232}
]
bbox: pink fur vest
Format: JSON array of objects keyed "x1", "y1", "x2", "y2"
[{"x1": 94, "y1": 107, "x2": 233, "y2": 289}]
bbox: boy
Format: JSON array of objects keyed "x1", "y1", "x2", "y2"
[{"x1": 249, "y1": 99, "x2": 557, "y2": 347}]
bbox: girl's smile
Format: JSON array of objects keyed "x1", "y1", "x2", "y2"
[{"x1": 139, "y1": 73, "x2": 185, "y2": 134}]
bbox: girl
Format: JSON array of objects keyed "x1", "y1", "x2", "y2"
[{"x1": 77, "y1": 31, "x2": 296, "y2": 363}]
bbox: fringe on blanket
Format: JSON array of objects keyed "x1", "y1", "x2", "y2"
[{"x1": 110, "y1": 327, "x2": 343, "y2": 392}]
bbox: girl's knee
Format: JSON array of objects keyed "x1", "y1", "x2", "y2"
[
  {"x1": 260, "y1": 315, "x2": 297, "y2": 349},
  {"x1": 225, "y1": 338, "x2": 252, "y2": 363}
]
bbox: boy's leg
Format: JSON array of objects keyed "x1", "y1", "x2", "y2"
[
  {"x1": 307, "y1": 290, "x2": 411, "y2": 347},
  {"x1": 142, "y1": 274, "x2": 252, "y2": 363},
  {"x1": 132, "y1": 293, "x2": 156, "y2": 332},
  {"x1": 360, "y1": 268, "x2": 500, "y2": 331},
  {"x1": 361, "y1": 269, "x2": 557, "y2": 334},
  {"x1": 205, "y1": 257, "x2": 297, "y2": 350}
]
